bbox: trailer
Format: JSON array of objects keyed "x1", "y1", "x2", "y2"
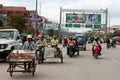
[{"x1": 6, "y1": 50, "x2": 36, "y2": 77}]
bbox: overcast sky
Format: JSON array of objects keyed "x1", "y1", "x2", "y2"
[{"x1": 1, "y1": 0, "x2": 120, "y2": 26}]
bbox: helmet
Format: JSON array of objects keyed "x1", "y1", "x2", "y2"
[{"x1": 27, "y1": 35, "x2": 32, "y2": 38}]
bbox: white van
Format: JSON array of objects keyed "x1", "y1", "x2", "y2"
[{"x1": 0, "y1": 29, "x2": 22, "y2": 60}]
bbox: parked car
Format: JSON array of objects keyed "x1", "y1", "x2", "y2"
[{"x1": 0, "y1": 29, "x2": 22, "y2": 60}]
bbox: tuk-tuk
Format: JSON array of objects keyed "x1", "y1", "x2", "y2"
[{"x1": 75, "y1": 33, "x2": 87, "y2": 50}]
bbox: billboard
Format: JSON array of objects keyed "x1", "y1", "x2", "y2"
[
  {"x1": 85, "y1": 14, "x2": 101, "y2": 24},
  {"x1": 66, "y1": 13, "x2": 85, "y2": 23},
  {"x1": 66, "y1": 13, "x2": 101, "y2": 24}
]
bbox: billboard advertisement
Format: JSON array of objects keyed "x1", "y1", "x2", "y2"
[
  {"x1": 66, "y1": 13, "x2": 101, "y2": 24},
  {"x1": 66, "y1": 13, "x2": 85, "y2": 23},
  {"x1": 85, "y1": 14, "x2": 101, "y2": 24}
]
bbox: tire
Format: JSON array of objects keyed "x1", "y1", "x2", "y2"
[
  {"x1": 84, "y1": 48, "x2": 86, "y2": 50},
  {"x1": 69, "y1": 51, "x2": 73, "y2": 57},
  {"x1": 77, "y1": 52, "x2": 79, "y2": 56},
  {"x1": 31, "y1": 67, "x2": 35, "y2": 76},
  {"x1": 10, "y1": 72, "x2": 13, "y2": 77},
  {"x1": 38, "y1": 53, "x2": 43, "y2": 64},
  {"x1": 60, "y1": 54, "x2": 63, "y2": 63},
  {"x1": 95, "y1": 53, "x2": 98, "y2": 59}
]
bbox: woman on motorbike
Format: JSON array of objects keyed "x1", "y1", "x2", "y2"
[{"x1": 92, "y1": 39, "x2": 102, "y2": 56}]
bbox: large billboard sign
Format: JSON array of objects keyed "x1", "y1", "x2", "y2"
[
  {"x1": 66, "y1": 13, "x2": 101, "y2": 24},
  {"x1": 66, "y1": 13, "x2": 85, "y2": 23},
  {"x1": 86, "y1": 14, "x2": 101, "y2": 24}
]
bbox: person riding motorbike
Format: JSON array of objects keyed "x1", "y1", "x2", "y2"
[
  {"x1": 111, "y1": 39, "x2": 116, "y2": 47},
  {"x1": 51, "y1": 36, "x2": 58, "y2": 47},
  {"x1": 35, "y1": 37, "x2": 46, "y2": 60},
  {"x1": 92, "y1": 40, "x2": 102, "y2": 56},
  {"x1": 63, "y1": 37, "x2": 68, "y2": 47},
  {"x1": 67, "y1": 37, "x2": 76, "y2": 55},
  {"x1": 50, "y1": 36, "x2": 60, "y2": 56},
  {"x1": 106, "y1": 37, "x2": 116, "y2": 48}
]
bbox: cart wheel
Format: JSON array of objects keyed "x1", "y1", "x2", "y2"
[
  {"x1": 31, "y1": 67, "x2": 35, "y2": 76},
  {"x1": 10, "y1": 72, "x2": 13, "y2": 77},
  {"x1": 60, "y1": 54, "x2": 63, "y2": 63},
  {"x1": 32, "y1": 71, "x2": 35, "y2": 76}
]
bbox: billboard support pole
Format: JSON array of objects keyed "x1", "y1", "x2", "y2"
[
  {"x1": 59, "y1": 7, "x2": 62, "y2": 38},
  {"x1": 105, "y1": 8, "x2": 108, "y2": 39}
]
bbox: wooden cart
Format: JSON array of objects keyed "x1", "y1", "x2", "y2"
[{"x1": 6, "y1": 50, "x2": 36, "y2": 77}]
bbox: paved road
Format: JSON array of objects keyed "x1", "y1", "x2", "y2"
[{"x1": 0, "y1": 43, "x2": 120, "y2": 80}]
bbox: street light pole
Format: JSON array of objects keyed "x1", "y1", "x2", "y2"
[{"x1": 35, "y1": 0, "x2": 38, "y2": 43}]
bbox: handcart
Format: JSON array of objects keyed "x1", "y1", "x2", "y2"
[
  {"x1": 6, "y1": 50, "x2": 36, "y2": 77},
  {"x1": 38, "y1": 45, "x2": 63, "y2": 64}
]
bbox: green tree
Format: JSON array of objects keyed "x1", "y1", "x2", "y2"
[
  {"x1": 113, "y1": 31, "x2": 120, "y2": 36},
  {"x1": 8, "y1": 14, "x2": 26, "y2": 33},
  {"x1": 47, "y1": 29, "x2": 54, "y2": 37}
]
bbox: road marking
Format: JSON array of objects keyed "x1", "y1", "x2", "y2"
[{"x1": 111, "y1": 58, "x2": 119, "y2": 63}]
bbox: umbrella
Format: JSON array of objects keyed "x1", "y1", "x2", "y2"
[{"x1": 113, "y1": 36, "x2": 120, "y2": 41}]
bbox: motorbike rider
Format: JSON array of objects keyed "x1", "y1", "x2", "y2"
[
  {"x1": 112, "y1": 39, "x2": 116, "y2": 47},
  {"x1": 67, "y1": 36, "x2": 76, "y2": 55},
  {"x1": 50, "y1": 36, "x2": 60, "y2": 55},
  {"x1": 51, "y1": 36, "x2": 59, "y2": 46},
  {"x1": 63, "y1": 37, "x2": 68, "y2": 47},
  {"x1": 35, "y1": 36, "x2": 46, "y2": 60},
  {"x1": 92, "y1": 39, "x2": 102, "y2": 56},
  {"x1": 72, "y1": 37, "x2": 79, "y2": 54}
]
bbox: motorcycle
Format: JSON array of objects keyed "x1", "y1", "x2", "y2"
[
  {"x1": 92, "y1": 44, "x2": 100, "y2": 59},
  {"x1": 106, "y1": 43, "x2": 116, "y2": 49},
  {"x1": 63, "y1": 42, "x2": 68, "y2": 47},
  {"x1": 68, "y1": 44, "x2": 79, "y2": 57},
  {"x1": 51, "y1": 43, "x2": 61, "y2": 57},
  {"x1": 36, "y1": 44, "x2": 45, "y2": 64}
]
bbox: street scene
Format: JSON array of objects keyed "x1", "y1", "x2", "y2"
[
  {"x1": 0, "y1": 0, "x2": 120, "y2": 80},
  {"x1": 0, "y1": 44, "x2": 120, "y2": 80}
]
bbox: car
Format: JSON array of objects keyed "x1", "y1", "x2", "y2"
[{"x1": 0, "y1": 29, "x2": 22, "y2": 60}]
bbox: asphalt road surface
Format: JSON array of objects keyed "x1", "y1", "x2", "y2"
[{"x1": 0, "y1": 43, "x2": 120, "y2": 80}]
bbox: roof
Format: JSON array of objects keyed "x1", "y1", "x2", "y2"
[
  {"x1": 0, "y1": 29, "x2": 18, "y2": 32},
  {"x1": 110, "y1": 25, "x2": 120, "y2": 29},
  {"x1": 0, "y1": 4, "x2": 27, "y2": 12}
]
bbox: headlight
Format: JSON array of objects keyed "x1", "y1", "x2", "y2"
[{"x1": 0, "y1": 44, "x2": 8, "y2": 49}]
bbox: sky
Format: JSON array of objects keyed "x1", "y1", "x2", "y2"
[{"x1": 0, "y1": 0, "x2": 120, "y2": 28}]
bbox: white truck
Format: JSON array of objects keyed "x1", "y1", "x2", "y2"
[{"x1": 0, "y1": 29, "x2": 22, "y2": 60}]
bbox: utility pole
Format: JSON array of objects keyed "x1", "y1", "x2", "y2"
[{"x1": 35, "y1": 0, "x2": 38, "y2": 43}]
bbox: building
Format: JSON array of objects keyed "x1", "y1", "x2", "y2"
[
  {"x1": 0, "y1": 4, "x2": 52, "y2": 34},
  {"x1": 0, "y1": 4, "x2": 29, "y2": 28},
  {"x1": 109, "y1": 25, "x2": 120, "y2": 33}
]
